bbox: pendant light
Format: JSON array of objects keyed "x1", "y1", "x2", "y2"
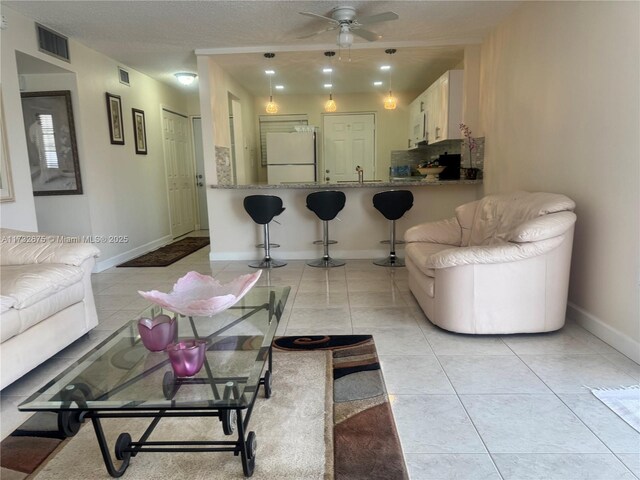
[
  {"x1": 383, "y1": 49, "x2": 397, "y2": 110},
  {"x1": 264, "y1": 53, "x2": 278, "y2": 114},
  {"x1": 324, "y1": 51, "x2": 337, "y2": 112}
]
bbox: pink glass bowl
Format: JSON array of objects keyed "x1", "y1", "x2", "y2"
[
  {"x1": 166, "y1": 339, "x2": 207, "y2": 377},
  {"x1": 137, "y1": 314, "x2": 177, "y2": 352},
  {"x1": 138, "y1": 270, "x2": 261, "y2": 317}
]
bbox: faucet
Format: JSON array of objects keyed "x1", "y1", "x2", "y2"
[{"x1": 356, "y1": 165, "x2": 364, "y2": 183}]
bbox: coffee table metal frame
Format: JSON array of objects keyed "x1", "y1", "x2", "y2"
[{"x1": 19, "y1": 287, "x2": 289, "y2": 478}]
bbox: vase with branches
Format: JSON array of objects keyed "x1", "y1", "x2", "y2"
[{"x1": 459, "y1": 123, "x2": 478, "y2": 179}]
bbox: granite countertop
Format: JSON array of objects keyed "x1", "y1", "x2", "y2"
[{"x1": 210, "y1": 179, "x2": 482, "y2": 189}]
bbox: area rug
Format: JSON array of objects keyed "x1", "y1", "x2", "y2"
[
  {"x1": 117, "y1": 237, "x2": 209, "y2": 267},
  {"x1": 590, "y1": 385, "x2": 640, "y2": 433},
  {"x1": 273, "y1": 335, "x2": 408, "y2": 480},
  {"x1": 0, "y1": 335, "x2": 407, "y2": 480}
]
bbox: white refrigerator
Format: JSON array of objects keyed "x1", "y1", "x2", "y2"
[{"x1": 266, "y1": 132, "x2": 317, "y2": 184}]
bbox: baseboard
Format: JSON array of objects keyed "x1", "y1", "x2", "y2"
[
  {"x1": 567, "y1": 302, "x2": 640, "y2": 363},
  {"x1": 209, "y1": 248, "x2": 387, "y2": 262},
  {"x1": 94, "y1": 235, "x2": 173, "y2": 272}
]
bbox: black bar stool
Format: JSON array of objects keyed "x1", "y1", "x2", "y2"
[
  {"x1": 373, "y1": 190, "x2": 414, "y2": 267},
  {"x1": 306, "y1": 191, "x2": 346, "y2": 268},
  {"x1": 243, "y1": 195, "x2": 286, "y2": 268}
]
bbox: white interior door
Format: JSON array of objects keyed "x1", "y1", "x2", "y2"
[
  {"x1": 191, "y1": 117, "x2": 208, "y2": 230},
  {"x1": 323, "y1": 113, "x2": 375, "y2": 182},
  {"x1": 163, "y1": 109, "x2": 195, "y2": 238}
]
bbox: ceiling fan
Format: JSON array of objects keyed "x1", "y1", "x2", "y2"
[{"x1": 297, "y1": 6, "x2": 399, "y2": 48}]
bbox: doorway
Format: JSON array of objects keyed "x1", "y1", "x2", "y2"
[
  {"x1": 322, "y1": 113, "x2": 375, "y2": 182},
  {"x1": 162, "y1": 108, "x2": 195, "y2": 238},
  {"x1": 191, "y1": 117, "x2": 208, "y2": 230}
]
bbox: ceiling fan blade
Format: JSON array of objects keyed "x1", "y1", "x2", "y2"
[
  {"x1": 296, "y1": 25, "x2": 339, "y2": 40},
  {"x1": 356, "y1": 11, "x2": 399, "y2": 25},
  {"x1": 299, "y1": 11, "x2": 339, "y2": 23},
  {"x1": 351, "y1": 28, "x2": 382, "y2": 42}
]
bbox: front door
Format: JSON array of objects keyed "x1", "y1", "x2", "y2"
[
  {"x1": 163, "y1": 109, "x2": 195, "y2": 238},
  {"x1": 322, "y1": 113, "x2": 375, "y2": 182}
]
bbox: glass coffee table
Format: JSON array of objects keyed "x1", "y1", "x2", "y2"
[{"x1": 19, "y1": 286, "x2": 290, "y2": 478}]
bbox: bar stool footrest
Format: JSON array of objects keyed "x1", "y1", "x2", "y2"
[
  {"x1": 380, "y1": 240, "x2": 406, "y2": 246},
  {"x1": 256, "y1": 243, "x2": 280, "y2": 249},
  {"x1": 312, "y1": 240, "x2": 337, "y2": 245}
]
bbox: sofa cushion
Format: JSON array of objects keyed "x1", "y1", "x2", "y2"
[
  {"x1": 1, "y1": 264, "x2": 84, "y2": 309},
  {"x1": 467, "y1": 192, "x2": 576, "y2": 246},
  {"x1": 405, "y1": 243, "x2": 455, "y2": 277},
  {"x1": 0, "y1": 228, "x2": 100, "y2": 267}
]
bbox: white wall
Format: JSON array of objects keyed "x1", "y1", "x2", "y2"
[
  {"x1": 0, "y1": 6, "x2": 192, "y2": 269},
  {"x1": 479, "y1": 2, "x2": 640, "y2": 353}
]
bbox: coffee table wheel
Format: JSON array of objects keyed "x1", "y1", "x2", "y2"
[
  {"x1": 263, "y1": 370, "x2": 272, "y2": 399},
  {"x1": 242, "y1": 431, "x2": 257, "y2": 477},
  {"x1": 114, "y1": 432, "x2": 132, "y2": 461},
  {"x1": 162, "y1": 371, "x2": 176, "y2": 399},
  {"x1": 222, "y1": 409, "x2": 237, "y2": 436}
]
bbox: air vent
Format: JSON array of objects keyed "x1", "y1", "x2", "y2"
[
  {"x1": 118, "y1": 67, "x2": 130, "y2": 86},
  {"x1": 36, "y1": 23, "x2": 70, "y2": 62}
]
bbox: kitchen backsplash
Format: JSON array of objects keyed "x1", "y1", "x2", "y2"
[{"x1": 391, "y1": 138, "x2": 484, "y2": 177}]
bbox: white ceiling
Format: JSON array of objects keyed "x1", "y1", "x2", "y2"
[{"x1": 4, "y1": 1, "x2": 522, "y2": 94}]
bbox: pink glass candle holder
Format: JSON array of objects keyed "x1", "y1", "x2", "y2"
[
  {"x1": 166, "y1": 339, "x2": 207, "y2": 377},
  {"x1": 137, "y1": 314, "x2": 177, "y2": 352}
]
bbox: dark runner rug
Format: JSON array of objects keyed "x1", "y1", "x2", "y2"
[
  {"x1": 0, "y1": 336, "x2": 407, "y2": 480},
  {"x1": 117, "y1": 236, "x2": 209, "y2": 267}
]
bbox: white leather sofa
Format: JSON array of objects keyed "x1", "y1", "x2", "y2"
[
  {"x1": 404, "y1": 192, "x2": 576, "y2": 334},
  {"x1": 0, "y1": 229, "x2": 100, "y2": 389}
]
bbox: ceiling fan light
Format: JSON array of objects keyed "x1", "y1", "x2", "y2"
[
  {"x1": 338, "y1": 29, "x2": 353, "y2": 48},
  {"x1": 175, "y1": 72, "x2": 197, "y2": 85},
  {"x1": 384, "y1": 91, "x2": 397, "y2": 110}
]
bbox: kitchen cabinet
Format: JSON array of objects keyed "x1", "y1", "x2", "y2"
[
  {"x1": 407, "y1": 94, "x2": 427, "y2": 149},
  {"x1": 425, "y1": 70, "x2": 463, "y2": 144},
  {"x1": 407, "y1": 69, "x2": 463, "y2": 148}
]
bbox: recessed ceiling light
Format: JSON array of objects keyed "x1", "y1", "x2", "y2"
[
  {"x1": 324, "y1": 83, "x2": 332, "y2": 88},
  {"x1": 275, "y1": 85, "x2": 284, "y2": 90},
  {"x1": 373, "y1": 81, "x2": 383, "y2": 86},
  {"x1": 265, "y1": 69, "x2": 275, "y2": 75},
  {"x1": 323, "y1": 68, "x2": 333, "y2": 73},
  {"x1": 380, "y1": 65, "x2": 391, "y2": 71}
]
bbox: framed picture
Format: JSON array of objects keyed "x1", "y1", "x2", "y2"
[
  {"x1": 0, "y1": 90, "x2": 15, "y2": 202},
  {"x1": 106, "y1": 92, "x2": 124, "y2": 145},
  {"x1": 132, "y1": 108, "x2": 147, "y2": 154},
  {"x1": 20, "y1": 90, "x2": 82, "y2": 196}
]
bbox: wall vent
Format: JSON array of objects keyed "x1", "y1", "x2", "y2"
[
  {"x1": 118, "y1": 67, "x2": 130, "y2": 86},
  {"x1": 36, "y1": 23, "x2": 70, "y2": 62}
]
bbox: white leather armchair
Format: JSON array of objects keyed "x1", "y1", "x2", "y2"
[{"x1": 404, "y1": 192, "x2": 576, "y2": 334}]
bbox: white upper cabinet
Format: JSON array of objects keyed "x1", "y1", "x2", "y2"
[
  {"x1": 408, "y1": 69, "x2": 463, "y2": 148},
  {"x1": 407, "y1": 94, "x2": 427, "y2": 149}
]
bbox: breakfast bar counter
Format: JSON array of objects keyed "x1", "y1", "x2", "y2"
[{"x1": 207, "y1": 180, "x2": 482, "y2": 261}]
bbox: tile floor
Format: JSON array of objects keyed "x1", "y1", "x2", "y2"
[{"x1": 1, "y1": 243, "x2": 639, "y2": 479}]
